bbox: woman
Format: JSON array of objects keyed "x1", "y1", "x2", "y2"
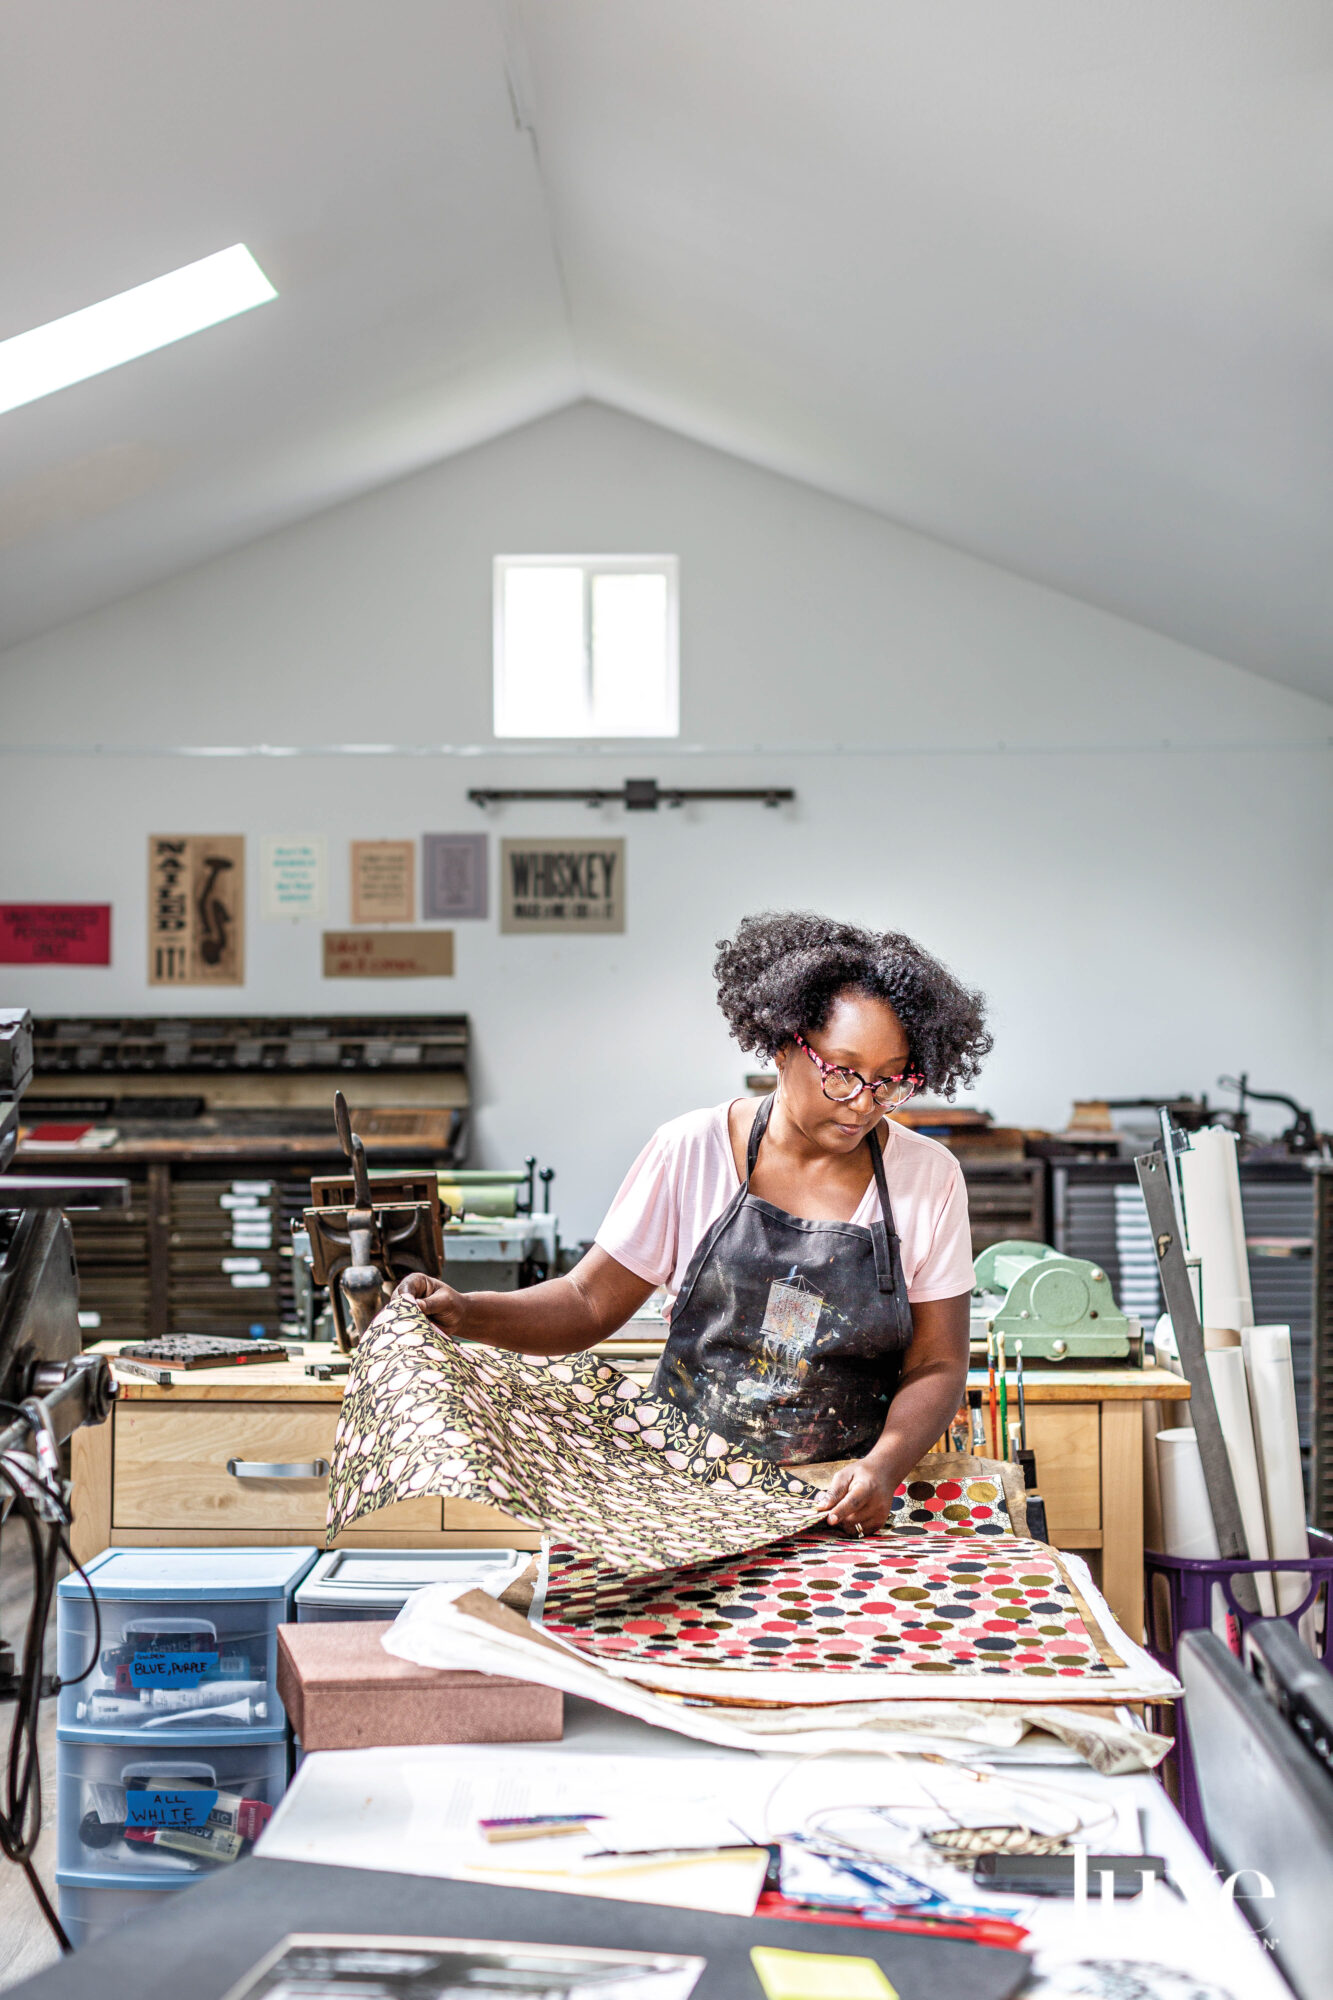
[{"x1": 401, "y1": 912, "x2": 991, "y2": 1535}]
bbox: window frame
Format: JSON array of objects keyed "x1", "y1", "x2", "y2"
[{"x1": 492, "y1": 553, "x2": 680, "y2": 740}]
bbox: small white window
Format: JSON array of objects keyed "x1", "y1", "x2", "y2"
[{"x1": 493, "y1": 555, "x2": 679, "y2": 738}]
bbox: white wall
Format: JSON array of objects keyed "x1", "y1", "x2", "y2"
[{"x1": 2, "y1": 401, "x2": 1330, "y2": 1237}]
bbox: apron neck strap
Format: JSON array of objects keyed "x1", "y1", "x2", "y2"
[
  {"x1": 866, "y1": 1120, "x2": 893, "y2": 1222},
  {"x1": 745, "y1": 1088, "x2": 777, "y2": 1179},
  {"x1": 867, "y1": 1123, "x2": 899, "y2": 1293}
]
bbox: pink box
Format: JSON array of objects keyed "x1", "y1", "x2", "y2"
[{"x1": 277, "y1": 1621, "x2": 563, "y2": 1751}]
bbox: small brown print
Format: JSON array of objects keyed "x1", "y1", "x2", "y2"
[{"x1": 322, "y1": 930, "x2": 454, "y2": 978}]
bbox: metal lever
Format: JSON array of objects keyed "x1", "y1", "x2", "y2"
[{"x1": 225, "y1": 1458, "x2": 329, "y2": 1479}]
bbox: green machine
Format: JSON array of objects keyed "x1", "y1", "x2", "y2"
[{"x1": 971, "y1": 1240, "x2": 1136, "y2": 1362}]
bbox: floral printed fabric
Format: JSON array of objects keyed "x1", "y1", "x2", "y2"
[
  {"x1": 541, "y1": 1525, "x2": 1125, "y2": 1680},
  {"x1": 327, "y1": 1297, "x2": 833, "y2": 1574}
]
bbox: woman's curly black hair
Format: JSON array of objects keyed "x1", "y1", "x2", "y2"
[{"x1": 714, "y1": 911, "x2": 991, "y2": 1098}]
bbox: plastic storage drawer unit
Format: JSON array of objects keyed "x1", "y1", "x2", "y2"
[
  {"x1": 58, "y1": 1737, "x2": 289, "y2": 1880},
  {"x1": 56, "y1": 1868, "x2": 189, "y2": 1950},
  {"x1": 58, "y1": 1546, "x2": 317, "y2": 1740},
  {"x1": 294, "y1": 1547, "x2": 530, "y2": 1621}
]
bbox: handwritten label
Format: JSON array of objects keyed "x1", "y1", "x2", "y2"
[
  {"x1": 131, "y1": 1649, "x2": 219, "y2": 1688},
  {"x1": 125, "y1": 1788, "x2": 219, "y2": 1830}
]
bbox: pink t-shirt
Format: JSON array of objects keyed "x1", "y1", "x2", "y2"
[{"x1": 595, "y1": 1101, "x2": 974, "y2": 1315}]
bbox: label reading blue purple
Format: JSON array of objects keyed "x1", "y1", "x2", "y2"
[
  {"x1": 125, "y1": 1788, "x2": 219, "y2": 1829},
  {"x1": 131, "y1": 1649, "x2": 219, "y2": 1688}
]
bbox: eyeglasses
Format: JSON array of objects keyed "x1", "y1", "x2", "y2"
[{"x1": 793, "y1": 1031, "x2": 924, "y2": 1111}]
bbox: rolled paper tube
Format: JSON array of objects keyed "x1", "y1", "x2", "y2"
[
  {"x1": 1156, "y1": 1428, "x2": 1221, "y2": 1559},
  {"x1": 1243, "y1": 1324, "x2": 1310, "y2": 1615},
  {"x1": 1205, "y1": 1347, "x2": 1275, "y2": 1615},
  {"x1": 1180, "y1": 1126, "x2": 1254, "y2": 1333}
]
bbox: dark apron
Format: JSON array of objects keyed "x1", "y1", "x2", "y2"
[{"x1": 648, "y1": 1092, "x2": 914, "y2": 1464}]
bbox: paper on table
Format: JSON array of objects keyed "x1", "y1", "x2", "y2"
[
  {"x1": 258, "y1": 1747, "x2": 773, "y2": 1918},
  {"x1": 751, "y1": 1947, "x2": 898, "y2": 2000},
  {"x1": 1243, "y1": 1324, "x2": 1310, "y2": 1615},
  {"x1": 1205, "y1": 1348, "x2": 1276, "y2": 1615},
  {"x1": 381, "y1": 1584, "x2": 1176, "y2": 1771}
]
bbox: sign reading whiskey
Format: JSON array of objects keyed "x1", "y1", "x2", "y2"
[
  {"x1": 499, "y1": 837, "x2": 625, "y2": 935},
  {"x1": 148, "y1": 835, "x2": 245, "y2": 985}
]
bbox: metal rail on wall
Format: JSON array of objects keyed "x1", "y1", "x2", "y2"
[{"x1": 466, "y1": 778, "x2": 795, "y2": 810}]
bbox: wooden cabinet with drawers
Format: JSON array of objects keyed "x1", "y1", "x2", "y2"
[{"x1": 70, "y1": 1345, "x2": 544, "y2": 1565}]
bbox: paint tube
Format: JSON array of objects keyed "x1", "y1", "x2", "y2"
[
  {"x1": 141, "y1": 1696, "x2": 268, "y2": 1728},
  {"x1": 124, "y1": 1822, "x2": 245, "y2": 1865},
  {"x1": 145, "y1": 1681, "x2": 266, "y2": 1713},
  {"x1": 76, "y1": 1693, "x2": 148, "y2": 1725},
  {"x1": 79, "y1": 1783, "x2": 129, "y2": 1848},
  {"x1": 77, "y1": 1681, "x2": 266, "y2": 1725}
]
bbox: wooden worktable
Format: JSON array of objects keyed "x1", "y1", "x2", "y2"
[{"x1": 71, "y1": 1344, "x2": 1187, "y2": 1640}]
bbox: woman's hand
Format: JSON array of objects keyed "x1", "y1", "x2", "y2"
[
  {"x1": 395, "y1": 1270, "x2": 469, "y2": 1339},
  {"x1": 822, "y1": 1457, "x2": 899, "y2": 1535}
]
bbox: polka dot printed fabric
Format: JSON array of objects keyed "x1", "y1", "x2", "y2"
[
  {"x1": 890, "y1": 1473, "x2": 1010, "y2": 1535},
  {"x1": 542, "y1": 1526, "x2": 1118, "y2": 1679}
]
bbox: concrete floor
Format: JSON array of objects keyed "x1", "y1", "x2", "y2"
[{"x1": 0, "y1": 1519, "x2": 65, "y2": 1991}]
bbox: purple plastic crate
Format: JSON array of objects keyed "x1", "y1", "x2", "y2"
[{"x1": 1144, "y1": 1529, "x2": 1333, "y2": 1846}]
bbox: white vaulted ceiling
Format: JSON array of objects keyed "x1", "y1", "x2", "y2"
[{"x1": 2, "y1": 1, "x2": 1331, "y2": 700}]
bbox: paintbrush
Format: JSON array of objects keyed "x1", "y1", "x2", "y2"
[
  {"x1": 997, "y1": 1328, "x2": 1009, "y2": 1457},
  {"x1": 986, "y1": 1326, "x2": 998, "y2": 1459},
  {"x1": 1016, "y1": 1338, "x2": 1027, "y2": 1448}
]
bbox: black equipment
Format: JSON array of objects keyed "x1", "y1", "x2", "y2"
[
  {"x1": 1218, "y1": 1073, "x2": 1329, "y2": 1159},
  {"x1": 0, "y1": 1008, "x2": 128, "y2": 1952},
  {"x1": 1180, "y1": 1625, "x2": 1333, "y2": 2000}
]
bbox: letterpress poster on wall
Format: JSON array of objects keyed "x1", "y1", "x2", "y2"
[
  {"x1": 261, "y1": 836, "x2": 327, "y2": 920},
  {"x1": 351, "y1": 841, "x2": 415, "y2": 924},
  {"x1": 499, "y1": 837, "x2": 625, "y2": 935},
  {"x1": 0, "y1": 905, "x2": 111, "y2": 965},
  {"x1": 147, "y1": 836, "x2": 245, "y2": 986},
  {"x1": 422, "y1": 833, "x2": 488, "y2": 920}
]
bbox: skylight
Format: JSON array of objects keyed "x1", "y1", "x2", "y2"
[{"x1": 0, "y1": 245, "x2": 277, "y2": 416}]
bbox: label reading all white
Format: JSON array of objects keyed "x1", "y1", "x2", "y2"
[
  {"x1": 230, "y1": 1272, "x2": 272, "y2": 1289},
  {"x1": 220, "y1": 1194, "x2": 264, "y2": 1212},
  {"x1": 232, "y1": 1181, "x2": 274, "y2": 1196},
  {"x1": 221, "y1": 1257, "x2": 262, "y2": 1274}
]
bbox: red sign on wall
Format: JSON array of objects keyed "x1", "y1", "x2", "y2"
[{"x1": 0, "y1": 905, "x2": 112, "y2": 966}]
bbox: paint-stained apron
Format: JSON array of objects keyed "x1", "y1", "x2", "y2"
[{"x1": 648, "y1": 1090, "x2": 914, "y2": 1463}]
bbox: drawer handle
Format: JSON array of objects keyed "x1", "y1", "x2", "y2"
[{"x1": 225, "y1": 1458, "x2": 330, "y2": 1480}]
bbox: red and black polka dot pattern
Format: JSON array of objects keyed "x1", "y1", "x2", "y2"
[
  {"x1": 890, "y1": 1472, "x2": 1009, "y2": 1534},
  {"x1": 543, "y1": 1524, "x2": 1113, "y2": 1678}
]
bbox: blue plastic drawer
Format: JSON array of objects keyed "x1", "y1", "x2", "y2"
[
  {"x1": 56, "y1": 1869, "x2": 186, "y2": 1950},
  {"x1": 57, "y1": 1735, "x2": 289, "y2": 1881},
  {"x1": 58, "y1": 1546, "x2": 316, "y2": 1740}
]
